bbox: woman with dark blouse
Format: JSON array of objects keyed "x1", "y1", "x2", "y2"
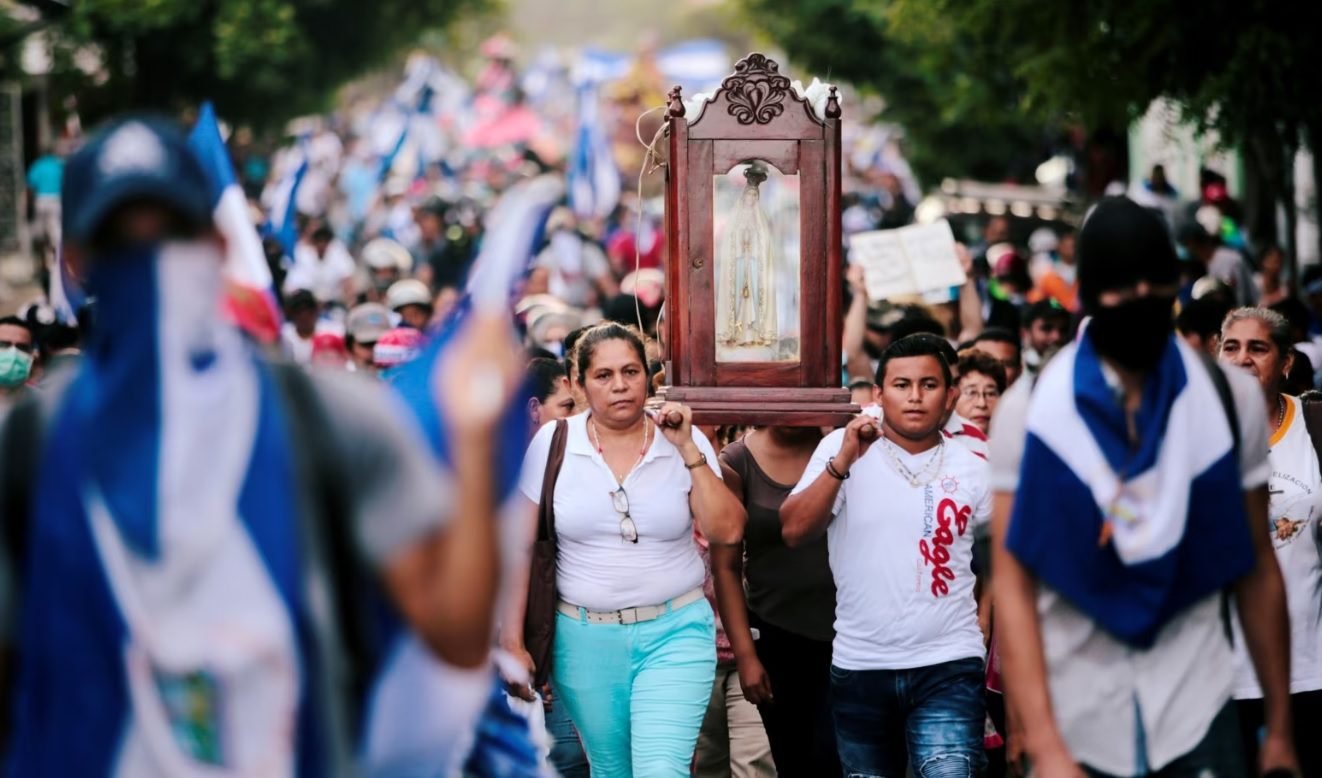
[{"x1": 712, "y1": 426, "x2": 841, "y2": 776}]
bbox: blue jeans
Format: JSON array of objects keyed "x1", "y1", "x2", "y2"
[
  {"x1": 552, "y1": 597, "x2": 717, "y2": 777},
  {"x1": 545, "y1": 693, "x2": 589, "y2": 778},
  {"x1": 829, "y1": 656, "x2": 987, "y2": 778}
]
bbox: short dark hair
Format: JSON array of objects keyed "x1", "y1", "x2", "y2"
[
  {"x1": 889, "y1": 313, "x2": 947, "y2": 341},
  {"x1": 876, "y1": 333, "x2": 953, "y2": 387},
  {"x1": 574, "y1": 322, "x2": 647, "y2": 385},
  {"x1": 562, "y1": 325, "x2": 590, "y2": 358},
  {"x1": 311, "y1": 225, "x2": 334, "y2": 242},
  {"x1": 285, "y1": 289, "x2": 318, "y2": 312},
  {"x1": 1270, "y1": 297, "x2": 1311, "y2": 341},
  {"x1": 957, "y1": 349, "x2": 1007, "y2": 392},
  {"x1": 1022, "y1": 300, "x2": 1070, "y2": 330},
  {"x1": 1176, "y1": 296, "x2": 1232, "y2": 340},
  {"x1": 0, "y1": 316, "x2": 34, "y2": 339},
  {"x1": 527, "y1": 357, "x2": 568, "y2": 403},
  {"x1": 971, "y1": 327, "x2": 1021, "y2": 360},
  {"x1": 37, "y1": 322, "x2": 79, "y2": 354}
]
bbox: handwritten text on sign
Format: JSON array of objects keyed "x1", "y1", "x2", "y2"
[{"x1": 848, "y1": 220, "x2": 966, "y2": 301}]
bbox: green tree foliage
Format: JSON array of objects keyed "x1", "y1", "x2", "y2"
[
  {"x1": 885, "y1": 0, "x2": 1322, "y2": 255},
  {"x1": 738, "y1": 0, "x2": 1055, "y2": 186},
  {"x1": 21, "y1": 0, "x2": 491, "y2": 129}
]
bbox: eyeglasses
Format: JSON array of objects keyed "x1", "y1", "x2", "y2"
[
  {"x1": 611, "y1": 487, "x2": 638, "y2": 544},
  {"x1": 0, "y1": 340, "x2": 33, "y2": 354},
  {"x1": 959, "y1": 387, "x2": 1000, "y2": 403}
]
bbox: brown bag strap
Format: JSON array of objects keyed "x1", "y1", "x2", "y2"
[{"x1": 538, "y1": 420, "x2": 570, "y2": 542}]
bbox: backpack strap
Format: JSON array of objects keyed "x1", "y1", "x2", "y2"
[
  {"x1": 268, "y1": 363, "x2": 379, "y2": 739},
  {"x1": 1298, "y1": 394, "x2": 1322, "y2": 470},
  {"x1": 1201, "y1": 353, "x2": 1241, "y2": 456},
  {"x1": 1199, "y1": 354, "x2": 1240, "y2": 645}
]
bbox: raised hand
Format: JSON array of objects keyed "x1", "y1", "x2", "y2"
[{"x1": 436, "y1": 312, "x2": 524, "y2": 438}]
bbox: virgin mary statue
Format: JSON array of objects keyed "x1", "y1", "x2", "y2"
[{"x1": 716, "y1": 162, "x2": 777, "y2": 353}]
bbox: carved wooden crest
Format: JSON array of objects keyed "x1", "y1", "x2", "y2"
[{"x1": 722, "y1": 53, "x2": 792, "y2": 125}]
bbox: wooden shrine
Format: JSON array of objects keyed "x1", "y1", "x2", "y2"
[{"x1": 656, "y1": 53, "x2": 853, "y2": 426}]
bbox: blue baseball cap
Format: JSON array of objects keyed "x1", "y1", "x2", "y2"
[{"x1": 62, "y1": 115, "x2": 212, "y2": 246}]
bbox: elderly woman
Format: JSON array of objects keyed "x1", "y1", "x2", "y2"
[
  {"x1": 954, "y1": 349, "x2": 1007, "y2": 435},
  {"x1": 512, "y1": 322, "x2": 746, "y2": 776},
  {"x1": 1220, "y1": 306, "x2": 1322, "y2": 775}
]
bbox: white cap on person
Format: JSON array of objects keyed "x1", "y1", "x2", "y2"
[{"x1": 385, "y1": 279, "x2": 432, "y2": 312}]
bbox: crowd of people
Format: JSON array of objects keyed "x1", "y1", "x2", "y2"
[{"x1": 5, "y1": 34, "x2": 1322, "y2": 778}]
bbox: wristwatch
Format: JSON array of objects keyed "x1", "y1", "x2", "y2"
[{"x1": 685, "y1": 453, "x2": 708, "y2": 470}]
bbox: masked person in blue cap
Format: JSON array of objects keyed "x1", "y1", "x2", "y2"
[
  {"x1": 0, "y1": 116, "x2": 521, "y2": 776},
  {"x1": 990, "y1": 197, "x2": 1296, "y2": 777}
]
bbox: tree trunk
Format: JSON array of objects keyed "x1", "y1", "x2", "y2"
[
  {"x1": 1311, "y1": 126, "x2": 1322, "y2": 274},
  {"x1": 1282, "y1": 141, "x2": 1299, "y2": 291},
  {"x1": 1242, "y1": 136, "x2": 1280, "y2": 253}
]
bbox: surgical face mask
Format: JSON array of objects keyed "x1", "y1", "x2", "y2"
[{"x1": 0, "y1": 347, "x2": 33, "y2": 387}]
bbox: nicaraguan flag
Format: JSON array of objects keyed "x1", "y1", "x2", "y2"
[
  {"x1": 567, "y1": 82, "x2": 620, "y2": 222},
  {"x1": 1006, "y1": 334, "x2": 1254, "y2": 648},
  {"x1": 188, "y1": 102, "x2": 282, "y2": 343},
  {"x1": 358, "y1": 173, "x2": 565, "y2": 777},
  {"x1": 266, "y1": 142, "x2": 308, "y2": 259}
]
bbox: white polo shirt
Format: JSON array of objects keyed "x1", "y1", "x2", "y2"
[
  {"x1": 519, "y1": 413, "x2": 721, "y2": 612},
  {"x1": 792, "y1": 428, "x2": 992, "y2": 671}
]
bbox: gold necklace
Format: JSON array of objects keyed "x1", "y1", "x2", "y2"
[{"x1": 589, "y1": 416, "x2": 651, "y2": 484}]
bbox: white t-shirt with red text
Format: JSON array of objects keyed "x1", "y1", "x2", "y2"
[{"x1": 793, "y1": 428, "x2": 992, "y2": 670}]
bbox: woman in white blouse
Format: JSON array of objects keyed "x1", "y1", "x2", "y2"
[{"x1": 512, "y1": 322, "x2": 745, "y2": 777}]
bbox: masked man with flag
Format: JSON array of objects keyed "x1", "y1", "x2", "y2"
[
  {"x1": 990, "y1": 197, "x2": 1297, "y2": 777},
  {"x1": 0, "y1": 116, "x2": 519, "y2": 776}
]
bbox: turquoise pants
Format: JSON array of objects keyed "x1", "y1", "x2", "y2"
[{"x1": 552, "y1": 598, "x2": 717, "y2": 777}]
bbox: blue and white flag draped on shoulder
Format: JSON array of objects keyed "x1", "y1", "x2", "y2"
[
  {"x1": 360, "y1": 173, "x2": 564, "y2": 777},
  {"x1": 567, "y1": 82, "x2": 620, "y2": 221},
  {"x1": 188, "y1": 102, "x2": 283, "y2": 343},
  {"x1": 1005, "y1": 334, "x2": 1254, "y2": 648}
]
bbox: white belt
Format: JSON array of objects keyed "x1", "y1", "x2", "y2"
[{"x1": 557, "y1": 587, "x2": 705, "y2": 626}]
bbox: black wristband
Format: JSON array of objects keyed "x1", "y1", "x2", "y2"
[{"x1": 826, "y1": 458, "x2": 850, "y2": 481}]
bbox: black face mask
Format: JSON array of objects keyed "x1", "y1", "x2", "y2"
[{"x1": 1087, "y1": 296, "x2": 1175, "y2": 371}]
